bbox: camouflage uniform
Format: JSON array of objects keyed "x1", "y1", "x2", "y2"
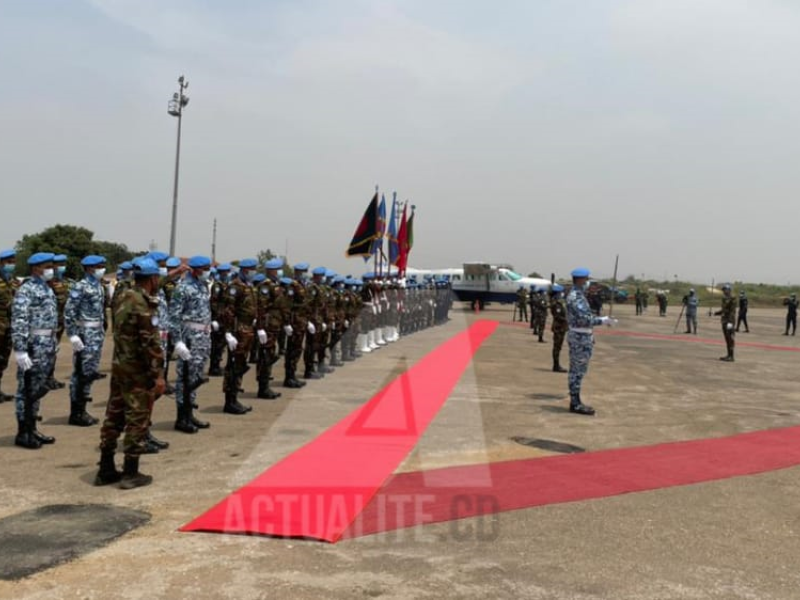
[
  {"x1": 286, "y1": 280, "x2": 310, "y2": 380},
  {"x1": 550, "y1": 292, "x2": 568, "y2": 372},
  {"x1": 304, "y1": 280, "x2": 325, "y2": 376},
  {"x1": 168, "y1": 273, "x2": 211, "y2": 412},
  {"x1": 65, "y1": 274, "x2": 107, "y2": 408},
  {"x1": 566, "y1": 284, "x2": 603, "y2": 407},
  {"x1": 784, "y1": 296, "x2": 798, "y2": 336},
  {"x1": 208, "y1": 274, "x2": 229, "y2": 375},
  {"x1": 254, "y1": 276, "x2": 284, "y2": 399},
  {"x1": 534, "y1": 291, "x2": 548, "y2": 342},
  {"x1": 220, "y1": 274, "x2": 256, "y2": 411},
  {"x1": 716, "y1": 291, "x2": 737, "y2": 361},
  {"x1": 12, "y1": 276, "x2": 58, "y2": 423},
  {"x1": 100, "y1": 286, "x2": 163, "y2": 456},
  {"x1": 0, "y1": 269, "x2": 18, "y2": 399},
  {"x1": 516, "y1": 288, "x2": 528, "y2": 322}
]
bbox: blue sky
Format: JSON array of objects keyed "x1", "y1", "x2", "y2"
[{"x1": 2, "y1": 0, "x2": 800, "y2": 283}]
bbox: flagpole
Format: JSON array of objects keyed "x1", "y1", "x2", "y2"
[{"x1": 373, "y1": 184, "x2": 379, "y2": 277}]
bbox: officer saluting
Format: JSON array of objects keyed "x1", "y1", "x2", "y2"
[
  {"x1": 11, "y1": 252, "x2": 59, "y2": 448},
  {"x1": 566, "y1": 268, "x2": 614, "y2": 416}
]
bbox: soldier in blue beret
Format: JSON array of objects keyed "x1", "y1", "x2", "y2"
[
  {"x1": 0, "y1": 249, "x2": 18, "y2": 401},
  {"x1": 11, "y1": 252, "x2": 58, "y2": 448},
  {"x1": 168, "y1": 255, "x2": 213, "y2": 433},
  {"x1": 64, "y1": 255, "x2": 108, "y2": 426},
  {"x1": 207, "y1": 263, "x2": 231, "y2": 376},
  {"x1": 565, "y1": 268, "x2": 615, "y2": 416},
  {"x1": 45, "y1": 254, "x2": 70, "y2": 390}
]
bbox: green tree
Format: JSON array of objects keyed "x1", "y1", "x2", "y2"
[
  {"x1": 527, "y1": 271, "x2": 543, "y2": 279},
  {"x1": 15, "y1": 224, "x2": 138, "y2": 278}
]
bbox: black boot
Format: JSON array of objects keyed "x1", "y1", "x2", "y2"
[
  {"x1": 146, "y1": 430, "x2": 169, "y2": 449},
  {"x1": 552, "y1": 363, "x2": 567, "y2": 373},
  {"x1": 223, "y1": 392, "x2": 251, "y2": 415},
  {"x1": 257, "y1": 380, "x2": 281, "y2": 399},
  {"x1": 94, "y1": 450, "x2": 122, "y2": 486},
  {"x1": 15, "y1": 420, "x2": 41, "y2": 450},
  {"x1": 69, "y1": 401, "x2": 98, "y2": 427},
  {"x1": 569, "y1": 394, "x2": 595, "y2": 416},
  {"x1": 174, "y1": 405, "x2": 199, "y2": 433},
  {"x1": 303, "y1": 368, "x2": 323, "y2": 380},
  {"x1": 32, "y1": 422, "x2": 55, "y2": 444},
  {"x1": 119, "y1": 455, "x2": 152, "y2": 489}
]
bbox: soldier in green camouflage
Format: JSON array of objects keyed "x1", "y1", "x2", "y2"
[
  {"x1": 95, "y1": 258, "x2": 165, "y2": 489},
  {"x1": 714, "y1": 283, "x2": 737, "y2": 362},
  {"x1": 46, "y1": 254, "x2": 70, "y2": 390},
  {"x1": 516, "y1": 287, "x2": 528, "y2": 322},
  {"x1": 549, "y1": 284, "x2": 568, "y2": 372},
  {"x1": 0, "y1": 249, "x2": 18, "y2": 401}
]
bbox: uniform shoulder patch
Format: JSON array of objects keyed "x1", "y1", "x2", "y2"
[
  {"x1": 151, "y1": 315, "x2": 159, "y2": 327},
  {"x1": 229, "y1": 288, "x2": 237, "y2": 296},
  {"x1": 261, "y1": 287, "x2": 269, "y2": 295}
]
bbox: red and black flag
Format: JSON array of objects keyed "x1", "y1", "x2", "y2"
[{"x1": 346, "y1": 191, "x2": 379, "y2": 257}]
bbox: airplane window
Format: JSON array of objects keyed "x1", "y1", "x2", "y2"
[
  {"x1": 505, "y1": 270, "x2": 523, "y2": 281},
  {"x1": 489, "y1": 274, "x2": 497, "y2": 281},
  {"x1": 498, "y1": 273, "x2": 508, "y2": 281}
]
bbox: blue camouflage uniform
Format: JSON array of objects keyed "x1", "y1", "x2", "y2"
[
  {"x1": 12, "y1": 265, "x2": 58, "y2": 422},
  {"x1": 169, "y1": 268, "x2": 212, "y2": 410},
  {"x1": 566, "y1": 271, "x2": 605, "y2": 407},
  {"x1": 65, "y1": 257, "x2": 107, "y2": 407}
]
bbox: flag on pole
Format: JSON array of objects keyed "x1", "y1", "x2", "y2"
[
  {"x1": 395, "y1": 202, "x2": 409, "y2": 274},
  {"x1": 406, "y1": 205, "x2": 414, "y2": 254},
  {"x1": 367, "y1": 194, "x2": 387, "y2": 261},
  {"x1": 388, "y1": 193, "x2": 399, "y2": 266},
  {"x1": 346, "y1": 191, "x2": 379, "y2": 257}
]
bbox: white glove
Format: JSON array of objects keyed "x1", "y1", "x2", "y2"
[
  {"x1": 257, "y1": 329, "x2": 267, "y2": 344},
  {"x1": 284, "y1": 324, "x2": 293, "y2": 336},
  {"x1": 344, "y1": 320, "x2": 350, "y2": 328},
  {"x1": 376, "y1": 304, "x2": 382, "y2": 314},
  {"x1": 225, "y1": 332, "x2": 238, "y2": 350},
  {"x1": 321, "y1": 322, "x2": 327, "y2": 332},
  {"x1": 175, "y1": 341, "x2": 192, "y2": 360},
  {"x1": 307, "y1": 322, "x2": 316, "y2": 335},
  {"x1": 69, "y1": 335, "x2": 85, "y2": 352},
  {"x1": 371, "y1": 304, "x2": 378, "y2": 315},
  {"x1": 331, "y1": 322, "x2": 336, "y2": 331},
  {"x1": 726, "y1": 322, "x2": 733, "y2": 331},
  {"x1": 15, "y1": 352, "x2": 33, "y2": 371},
  {"x1": 211, "y1": 321, "x2": 219, "y2": 332}
]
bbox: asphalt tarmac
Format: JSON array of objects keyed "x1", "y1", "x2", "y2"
[{"x1": 1, "y1": 302, "x2": 799, "y2": 599}]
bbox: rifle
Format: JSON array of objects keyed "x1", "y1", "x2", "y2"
[
  {"x1": 673, "y1": 303, "x2": 686, "y2": 334},
  {"x1": 74, "y1": 335, "x2": 104, "y2": 402},
  {"x1": 182, "y1": 346, "x2": 209, "y2": 413}
]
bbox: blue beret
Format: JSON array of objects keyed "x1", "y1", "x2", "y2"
[
  {"x1": 264, "y1": 258, "x2": 283, "y2": 270},
  {"x1": 81, "y1": 255, "x2": 106, "y2": 267},
  {"x1": 571, "y1": 267, "x2": 590, "y2": 278},
  {"x1": 325, "y1": 269, "x2": 336, "y2": 278},
  {"x1": 333, "y1": 275, "x2": 345, "y2": 284},
  {"x1": 362, "y1": 272, "x2": 374, "y2": 279},
  {"x1": 187, "y1": 255, "x2": 211, "y2": 268},
  {"x1": 133, "y1": 257, "x2": 160, "y2": 276},
  {"x1": 239, "y1": 258, "x2": 258, "y2": 269},
  {"x1": 344, "y1": 278, "x2": 354, "y2": 285},
  {"x1": 279, "y1": 277, "x2": 293, "y2": 285},
  {"x1": 552, "y1": 284, "x2": 564, "y2": 292},
  {"x1": 252, "y1": 273, "x2": 266, "y2": 283},
  {"x1": 147, "y1": 251, "x2": 169, "y2": 262},
  {"x1": 0, "y1": 249, "x2": 15, "y2": 260},
  {"x1": 217, "y1": 262, "x2": 232, "y2": 271},
  {"x1": 53, "y1": 254, "x2": 67, "y2": 262},
  {"x1": 166, "y1": 257, "x2": 181, "y2": 268},
  {"x1": 28, "y1": 252, "x2": 55, "y2": 265},
  {"x1": 294, "y1": 262, "x2": 309, "y2": 271},
  {"x1": 120, "y1": 261, "x2": 133, "y2": 270},
  {"x1": 312, "y1": 266, "x2": 327, "y2": 276}
]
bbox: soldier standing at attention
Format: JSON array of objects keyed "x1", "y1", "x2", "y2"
[
  {"x1": 169, "y1": 255, "x2": 213, "y2": 433},
  {"x1": 254, "y1": 258, "x2": 284, "y2": 399},
  {"x1": 94, "y1": 258, "x2": 165, "y2": 488},
  {"x1": 288, "y1": 263, "x2": 316, "y2": 382},
  {"x1": 0, "y1": 249, "x2": 19, "y2": 402},
  {"x1": 549, "y1": 284, "x2": 567, "y2": 373},
  {"x1": 65, "y1": 255, "x2": 108, "y2": 427},
  {"x1": 714, "y1": 283, "x2": 737, "y2": 362},
  {"x1": 516, "y1": 286, "x2": 528, "y2": 322},
  {"x1": 11, "y1": 252, "x2": 59, "y2": 448},
  {"x1": 208, "y1": 263, "x2": 231, "y2": 376},
  {"x1": 535, "y1": 289, "x2": 548, "y2": 343},
  {"x1": 220, "y1": 258, "x2": 257, "y2": 414},
  {"x1": 634, "y1": 287, "x2": 643, "y2": 316},
  {"x1": 45, "y1": 254, "x2": 70, "y2": 390},
  {"x1": 110, "y1": 261, "x2": 134, "y2": 327},
  {"x1": 566, "y1": 268, "x2": 614, "y2": 416},
  {"x1": 783, "y1": 293, "x2": 798, "y2": 336},
  {"x1": 736, "y1": 291, "x2": 749, "y2": 333}
]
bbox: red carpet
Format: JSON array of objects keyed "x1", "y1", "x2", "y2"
[
  {"x1": 181, "y1": 320, "x2": 498, "y2": 542},
  {"x1": 342, "y1": 424, "x2": 800, "y2": 538}
]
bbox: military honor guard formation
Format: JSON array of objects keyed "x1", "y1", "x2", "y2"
[{"x1": 0, "y1": 248, "x2": 452, "y2": 490}]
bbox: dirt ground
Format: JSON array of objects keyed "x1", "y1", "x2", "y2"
[{"x1": 1, "y1": 301, "x2": 799, "y2": 599}]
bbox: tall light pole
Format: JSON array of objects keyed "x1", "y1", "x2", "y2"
[{"x1": 167, "y1": 75, "x2": 190, "y2": 257}]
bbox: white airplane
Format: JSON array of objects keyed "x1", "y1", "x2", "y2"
[{"x1": 405, "y1": 262, "x2": 552, "y2": 310}]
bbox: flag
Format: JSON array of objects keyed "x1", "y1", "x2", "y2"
[
  {"x1": 346, "y1": 191, "x2": 379, "y2": 257},
  {"x1": 406, "y1": 206, "x2": 414, "y2": 253},
  {"x1": 395, "y1": 202, "x2": 409, "y2": 274},
  {"x1": 388, "y1": 193, "x2": 399, "y2": 266},
  {"x1": 367, "y1": 194, "x2": 387, "y2": 260}
]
